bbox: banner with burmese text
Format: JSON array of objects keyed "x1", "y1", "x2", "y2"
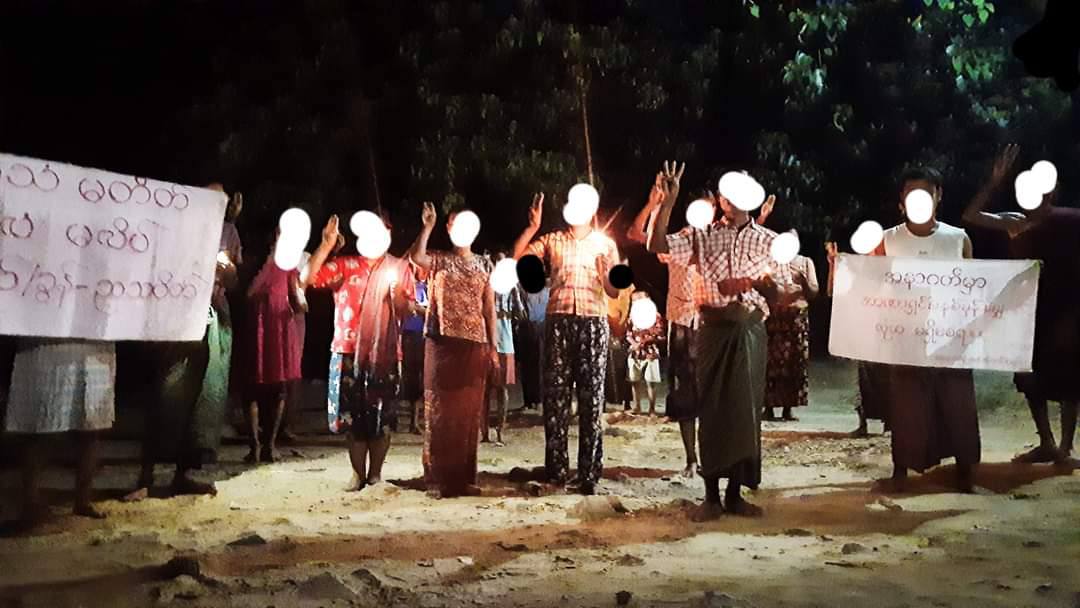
[
  {"x1": 0, "y1": 153, "x2": 227, "y2": 341},
  {"x1": 828, "y1": 254, "x2": 1040, "y2": 372}
]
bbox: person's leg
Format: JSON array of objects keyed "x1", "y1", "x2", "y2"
[
  {"x1": 631, "y1": 380, "x2": 643, "y2": 414},
  {"x1": 646, "y1": 381, "x2": 657, "y2": 417},
  {"x1": 724, "y1": 469, "x2": 762, "y2": 517},
  {"x1": 266, "y1": 396, "x2": 286, "y2": 462},
  {"x1": 691, "y1": 475, "x2": 724, "y2": 521},
  {"x1": 366, "y1": 433, "x2": 391, "y2": 485},
  {"x1": 245, "y1": 398, "x2": 261, "y2": 463},
  {"x1": 1013, "y1": 397, "x2": 1062, "y2": 462},
  {"x1": 573, "y1": 317, "x2": 608, "y2": 494},
  {"x1": 782, "y1": 406, "x2": 794, "y2": 421},
  {"x1": 543, "y1": 317, "x2": 573, "y2": 484},
  {"x1": 347, "y1": 434, "x2": 369, "y2": 490},
  {"x1": 496, "y1": 387, "x2": 509, "y2": 444},
  {"x1": 482, "y1": 382, "x2": 493, "y2": 443},
  {"x1": 18, "y1": 436, "x2": 47, "y2": 524},
  {"x1": 73, "y1": 432, "x2": 105, "y2": 518},
  {"x1": 411, "y1": 399, "x2": 422, "y2": 434},
  {"x1": 679, "y1": 419, "x2": 698, "y2": 477},
  {"x1": 1060, "y1": 400, "x2": 1078, "y2": 457}
]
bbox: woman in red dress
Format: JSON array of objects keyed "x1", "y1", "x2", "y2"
[{"x1": 244, "y1": 230, "x2": 306, "y2": 462}]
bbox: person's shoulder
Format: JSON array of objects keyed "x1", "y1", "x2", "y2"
[{"x1": 937, "y1": 221, "x2": 967, "y2": 235}]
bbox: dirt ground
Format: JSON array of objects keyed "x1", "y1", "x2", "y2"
[{"x1": 1, "y1": 359, "x2": 1079, "y2": 608}]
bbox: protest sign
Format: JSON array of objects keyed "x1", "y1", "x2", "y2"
[
  {"x1": 0, "y1": 153, "x2": 227, "y2": 341},
  {"x1": 828, "y1": 254, "x2": 1039, "y2": 372}
]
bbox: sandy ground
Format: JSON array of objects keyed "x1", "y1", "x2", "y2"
[{"x1": 1, "y1": 360, "x2": 1079, "y2": 608}]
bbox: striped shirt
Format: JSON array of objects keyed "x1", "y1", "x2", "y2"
[
  {"x1": 525, "y1": 229, "x2": 620, "y2": 318},
  {"x1": 666, "y1": 221, "x2": 790, "y2": 319}
]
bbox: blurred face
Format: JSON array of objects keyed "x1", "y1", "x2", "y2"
[
  {"x1": 899, "y1": 179, "x2": 941, "y2": 222},
  {"x1": 227, "y1": 193, "x2": 243, "y2": 222},
  {"x1": 445, "y1": 211, "x2": 458, "y2": 238},
  {"x1": 714, "y1": 194, "x2": 740, "y2": 223}
]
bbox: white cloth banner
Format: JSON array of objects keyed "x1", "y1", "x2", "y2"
[
  {"x1": 0, "y1": 153, "x2": 227, "y2": 341},
  {"x1": 828, "y1": 254, "x2": 1040, "y2": 372}
]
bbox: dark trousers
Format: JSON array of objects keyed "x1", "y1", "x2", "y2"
[
  {"x1": 517, "y1": 320, "x2": 545, "y2": 406},
  {"x1": 542, "y1": 314, "x2": 610, "y2": 485}
]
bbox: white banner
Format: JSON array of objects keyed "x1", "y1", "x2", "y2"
[
  {"x1": 0, "y1": 153, "x2": 227, "y2": 341},
  {"x1": 828, "y1": 254, "x2": 1040, "y2": 372}
]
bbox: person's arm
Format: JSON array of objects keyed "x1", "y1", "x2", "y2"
[
  {"x1": 757, "y1": 195, "x2": 776, "y2": 226},
  {"x1": 626, "y1": 173, "x2": 664, "y2": 245},
  {"x1": 646, "y1": 180, "x2": 677, "y2": 255},
  {"x1": 407, "y1": 202, "x2": 437, "y2": 270},
  {"x1": 512, "y1": 193, "x2": 544, "y2": 259},
  {"x1": 596, "y1": 242, "x2": 621, "y2": 299},
  {"x1": 803, "y1": 257, "x2": 820, "y2": 301},
  {"x1": 962, "y1": 234, "x2": 974, "y2": 260},
  {"x1": 304, "y1": 215, "x2": 342, "y2": 287},
  {"x1": 483, "y1": 284, "x2": 500, "y2": 369},
  {"x1": 962, "y1": 144, "x2": 1026, "y2": 233},
  {"x1": 824, "y1": 242, "x2": 837, "y2": 297}
]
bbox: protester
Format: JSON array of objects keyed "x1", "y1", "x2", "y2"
[
  {"x1": 486, "y1": 257, "x2": 524, "y2": 445},
  {"x1": 873, "y1": 166, "x2": 980, "y2": 493},
  {"x1": 763, "y1": 253, "x2": 818, "y2": 422},
  {"x1": 127, "y1": 184, "x2": 240, "y2": 500},
  {"x1": 628, "y1": 165, "x2": 702, "y2": 476},
  {"x1": 963, "y1": 144, "x2": 1078, "y2": 464},
  {"x1": 513, "y1": 193, "x2": 621, "y2": 495},
  {"x1": 604, "y1": 282, "x2": 633, "y2": 411},
  {"x1": 826, "y1": 242, "x2": 891, "y2": 437},
  {"x1": 408, "y1": 203, "x2": 498, "y2": 498},
  {"x1": 627, "y1": 291, "x2": 665, "y2": 416},
  {"x1": 4, "y1": 339, "x2": 116, "y2": 528},
  {"x1": 648, "y1": 166, "x2": 799, "y2": 517},
  {"x1": 305, "y1": 214, "x2": 413, "y2": 492},
  {"x1": 519, "y1": 281, "x2": 549, "y2": 411},
  {"x1": 401, "y1": 278, "x2": 428, "y2": 434},
  {"x1": 243, "y1": 229, "x2": 306, "y2": 463}
]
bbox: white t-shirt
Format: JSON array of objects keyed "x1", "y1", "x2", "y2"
[{"x1": 883, "y1": 221, "x2": 967, "y2": 260}]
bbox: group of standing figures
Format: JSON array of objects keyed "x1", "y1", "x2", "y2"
[{"x1": 3, "y1": 144, "x2": 1078, "y2": 529}]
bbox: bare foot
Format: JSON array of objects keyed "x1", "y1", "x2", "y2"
[
  {"x1": 244, "y1": 447, "x2": 261, "y2": 464},
  {"x1": 171, "y1": 476, "x2": 217, "y2": 497},
  {"x1": 726, "y1": 498, "x2": 764, "y2": 517},
  {"x1": 261, "y1": 446, "x2": 278, "y2": 463},
  {"x1": 690, "y1": 501, "x2": 725, "y2": 522},
  {"x1": 849, "y1": 426, "x2": 869, "y2": 439},
  {"x1": 74, "y1": 504, "x2": 106, "y2": 519},
  {"x1": 365, "y1": 477, "x2": 383, "y2": 486},
  {"x1": 463, "y1": 484, "x2": 483, "y2": 497},
  {"x1": 1012, "y1": 445, "x2": 1064, "y2": 464},
  {"x1": 122, "y1": 487, "x2": 150, "y2": 503}
]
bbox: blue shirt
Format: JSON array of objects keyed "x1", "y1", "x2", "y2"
[
  {"x1": 402, "y1": 280, "x2": 427, "y2": 333},
  {"x1": 525, "y1": 287, "x2": 549, "y2": 323}
]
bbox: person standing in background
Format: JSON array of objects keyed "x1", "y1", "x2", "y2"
[
  {"x1": 485, "y1": 252, "x2": 524, "y2": 445},
  {"x1": 627, "y1": 290, "x2": 665, "y2": 417},
  {"x1": 605, "y1": 278, "x2": 633, "y2": 412},
  {"x1": 763, "y1": 253, "x2": 818, "y2": 422},
  {"x1": 519, "y1": 281, "x2": 549, "y2": 412},
  {"x1": 243, "y1": 228, "x2": 306, "y2": 463},
  {"x1": 401, "y1": 278, "x2": 429, "y2": 434}
]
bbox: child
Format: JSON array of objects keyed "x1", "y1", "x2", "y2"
[{"x1": 627, "y1": 291, "x2": 665, "y2": 416}]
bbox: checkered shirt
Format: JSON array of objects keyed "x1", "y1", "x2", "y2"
[
  {"x1": 666, "y1": 221, "x2": 791, "y2": 319},
  {"x1": 525, "y1": 229, "x2": 620, "y2": 318}
]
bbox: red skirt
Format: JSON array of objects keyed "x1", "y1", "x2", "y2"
[{"x1": 423, "y1": 336, "x2": 489, "y2": 496}]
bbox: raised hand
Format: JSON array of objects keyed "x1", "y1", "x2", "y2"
[
  {"x1": 662, "y1": 160, "x2": 686, "y2": 188},
  {"x1": 421, "y1": 201, "x2": 437, "y2": 229},
  {"x1": 759, "y1": 195, "x2": 776, "y2": 224},
  {"x1": 647, "y1": 172, "x2": 664, "y2": 208},
  {"x1": 528, "y1": 193, "x2": 544, "y2": 229},
  {"x1": 991, "y1": 144, "x2": 1020, "y2": 184},
  {"x1": 322, "y1": 215, "x2": 341, "y2": 246}
]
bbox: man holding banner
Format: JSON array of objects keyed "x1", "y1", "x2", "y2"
[{"x1": 870, "y1": 167, "x2": 981, "y2": 493}]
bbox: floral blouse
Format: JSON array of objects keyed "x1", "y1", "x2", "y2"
[
  {"x1": 627, "y1": 313, "x2": 665, "y2": 361},
  {"x1": 425, "y1": 251, "x2": 493, "y2": 344}
]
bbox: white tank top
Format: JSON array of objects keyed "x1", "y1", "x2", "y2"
[{"x1": 883, "y1": 221, "x2": 967, "y2": 259}]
